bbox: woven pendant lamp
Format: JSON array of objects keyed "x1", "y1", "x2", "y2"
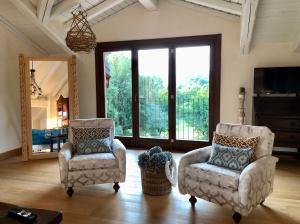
[{"x1": 65, "y1": 6, "x2": 96, "y2": 53}]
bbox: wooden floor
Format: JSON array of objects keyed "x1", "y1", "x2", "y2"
[{"x1": 0, "y1": 150, "x2": 299, "y2": 224}]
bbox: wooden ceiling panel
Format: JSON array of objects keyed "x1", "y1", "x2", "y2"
[
  {"x1": 180, "y1": 0, "x2": 242, "y2": 16},
  {"x1": 253, "y1": 0, "x2": 300, "y2": 44},
  {"x1": 91, "y1": 0, "x2": 137, "y2": 24}
]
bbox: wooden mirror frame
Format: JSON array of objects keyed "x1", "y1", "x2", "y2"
[{"x1": 19, "y1": 55, "x2": 79, "y2": 161}]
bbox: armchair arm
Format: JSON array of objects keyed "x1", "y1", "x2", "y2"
[
  {"x1": 178, "y1": 146, "x2": 212, "y2": 194},
  {"x1": 58, "y1": 142, "x2": 73, "y2": 186},
  {"x1": 239, "y1": 156, "x2": 279, "y2": 208},
  {"x1": 112, "y1": 139, "x2": 126, "y2": 182}
]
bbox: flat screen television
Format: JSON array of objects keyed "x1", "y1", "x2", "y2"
[{"x1": 254, "y1": 67, "x2": 300, "y2": 94}]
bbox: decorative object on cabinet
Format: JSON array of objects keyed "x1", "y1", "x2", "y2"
[
  {"x1": 238, "y1": 87, "x2": 246, "y2": 124},
  {"x1": 57, "y1": 95, "x2": 69, "y2": 127}
]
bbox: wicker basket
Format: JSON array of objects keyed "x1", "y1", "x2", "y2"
[{"x1": 141, "y1": 167, "x2": 172, "y2": 196}]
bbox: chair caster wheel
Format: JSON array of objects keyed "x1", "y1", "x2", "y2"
[
  {"x1": 232, "y1": 212, "x2": 242, "y2": 223},
  {"x1": 189, "y1": 195, "x2": 197, "y2": 207},
  {"x1": 113, "y1": 182, "x2": 120, "y2": 193},
  {"x1": 67, "y1": 187, "x2": 74, "y2": 197}
]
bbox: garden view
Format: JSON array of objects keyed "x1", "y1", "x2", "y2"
[{"x1": 105, "y1": 48, "x2": 209, "y2": 141}]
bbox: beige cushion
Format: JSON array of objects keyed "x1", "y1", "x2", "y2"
[
  {"x1": 213, "y1": 133, "x2": 259, "y2": 160},
  {"x1": 69, "y1": 153, "x2": 117, "y2": 171},
  {"x1": 213, "y1": 133, "x2": 259, "y2": 149},
  {"x1": 185, "y1": 162, "x2": 240, "y2": 190}
]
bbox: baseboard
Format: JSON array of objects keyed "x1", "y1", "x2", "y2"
[{"x1": 0, "y1": 147, "x2": 22, "y2": 161}]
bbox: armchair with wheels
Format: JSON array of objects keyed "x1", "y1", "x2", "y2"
[
  {"x1": 58, "y1": 118, "x2": 126, "y2": 197},
  {"x1": 178, "y1": 123, "x2": 278, "y2": 223}
]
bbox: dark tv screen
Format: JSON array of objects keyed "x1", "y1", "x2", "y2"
[{"x1": 254, "y1": 67, "x2": 300, "y2": 94}]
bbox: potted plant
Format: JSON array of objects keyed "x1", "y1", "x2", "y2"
[{"x1": 138, "y1": 146, "x2": 177, "y2": 196}]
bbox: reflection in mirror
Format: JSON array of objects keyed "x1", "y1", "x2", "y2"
[{"x1": 30, "y1": 60, "x2": 69, "y2": 154}]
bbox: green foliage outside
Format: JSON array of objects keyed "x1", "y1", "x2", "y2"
[
  {"x1": 139, "y1": 76, "x2": 168, "y2": 138},
  {"x1": 105, "y1": 53, "x2": 209, "y2": 140},
  {"x1": 106, "y1": 53, "x2": 132, "y2": 136}
]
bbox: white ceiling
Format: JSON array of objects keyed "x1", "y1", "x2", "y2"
[
  {"x1": 0, "y1": 0, "x2": 299, "y2": 54},
  {"x1": 33, "y1": 60, "x2": 68, "y2": 97},
  {"x1": 253, "y1": 0, "x2": 300, "y2": 43},
  {"x1": 182, "y1": 0, "x2": 242, "y2": 16},
  {"x1": 0, "y1": 0, "x2": 64, "y2": 54},
  {"x1": 58, "y1": 0, "x2": 138, "y2": 25}
]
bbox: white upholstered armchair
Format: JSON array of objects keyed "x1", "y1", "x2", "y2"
[
  {"x1": 58, "y1": 118, "x2": 126, "y2": 197},
  {"x1": 178, "y1": 123, "x2": 279, "y2": 223}
]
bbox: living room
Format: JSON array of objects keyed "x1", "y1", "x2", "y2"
[{"x1": 0, "y1": 0, "x2": 299, "y2": 223}]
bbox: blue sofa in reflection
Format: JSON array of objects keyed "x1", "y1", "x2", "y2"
[{"x1": 32, "y1": 129, "x2": 60, "y2": 145}]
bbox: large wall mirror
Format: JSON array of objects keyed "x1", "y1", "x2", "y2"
[{"x1": 19, "y1": 55, "x2": 79, "y2": 161}]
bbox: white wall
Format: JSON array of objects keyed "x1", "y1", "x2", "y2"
[
  {"x1": 77, "y1": 53, "x2": 97, "y2": 118},
  {"x1": 77, "y1": 0, "x2": 300, "y2": 125},
  {"x1": 0, "y1": 24, "x2": 43, "y2": 153}
]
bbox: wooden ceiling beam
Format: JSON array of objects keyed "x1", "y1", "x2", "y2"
[
  {"x1": 139, "y1": 0, "x2": 158, "y2": 11},
  {"x1": 185, "y1": 0, "x2": 242, "y2": 16},
  {"x1": 65, "y1": 0, "x2": 125, "y2": 27},
  {"x1": 37, "y1": 0, "x2": 55, "y2": 22},
  {"x1": 51, "y1": 0, "x2": 80, "y2": 19},
  {"x1": 9, "y1": 0, "x2": 73, "y2": 54},
  {"x1": 87, "y1": 0, "x2": 125, "y2": 21},
  {"x1": 240, "y1": 0, "x2": 259, "y2": 54}
]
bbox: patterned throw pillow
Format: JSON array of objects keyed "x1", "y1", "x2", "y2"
[
  {"x1": 76, "y1": 137, "x2": 111, "y2": 154},
  {"x1": 72, "y1": 127, "x2": 111, "y2": 151},
  {"x1": 208, "y1": 144, "x2": 253, "y2": 171},
  {"x1": 213, "y1": 133, "x2": 259, "y2": 160}
]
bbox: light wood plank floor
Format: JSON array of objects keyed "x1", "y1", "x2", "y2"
[{"x1": 0, "y1": 150, "x2": 299, "y2": 224}]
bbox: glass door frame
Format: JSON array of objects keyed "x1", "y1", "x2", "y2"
[{"x1": 95, "y1": 35, "x2": 221, "y2": 151}]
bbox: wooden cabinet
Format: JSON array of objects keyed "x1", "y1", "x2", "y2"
[{"x1": 253, "y1": 96, "x2": 300, "y2": 154}]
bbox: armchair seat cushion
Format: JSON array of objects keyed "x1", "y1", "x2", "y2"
[
  {"x1": 69, "y1": 153, "x2": 117, "y2": 171},
  {"x1": 185, "y1": 162, "x2": 241, "y2": 190}
]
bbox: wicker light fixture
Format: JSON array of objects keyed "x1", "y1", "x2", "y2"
[{"x1": 65, "y1": 6, "x2": 96, "y2": 53}]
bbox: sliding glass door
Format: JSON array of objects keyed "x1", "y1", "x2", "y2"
[
  {"x1": 96, "y1": 35, "x2": 221, "y2": 151},
  {"x1": 138, "y1": 49, "x2": 169, "y2": 139},
  {"x1": 103, "y1": 51, "x2": 133, "y2": 137},
  {"x1": 175, "y1": 46, "x2": 210, "y2": 141}
]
